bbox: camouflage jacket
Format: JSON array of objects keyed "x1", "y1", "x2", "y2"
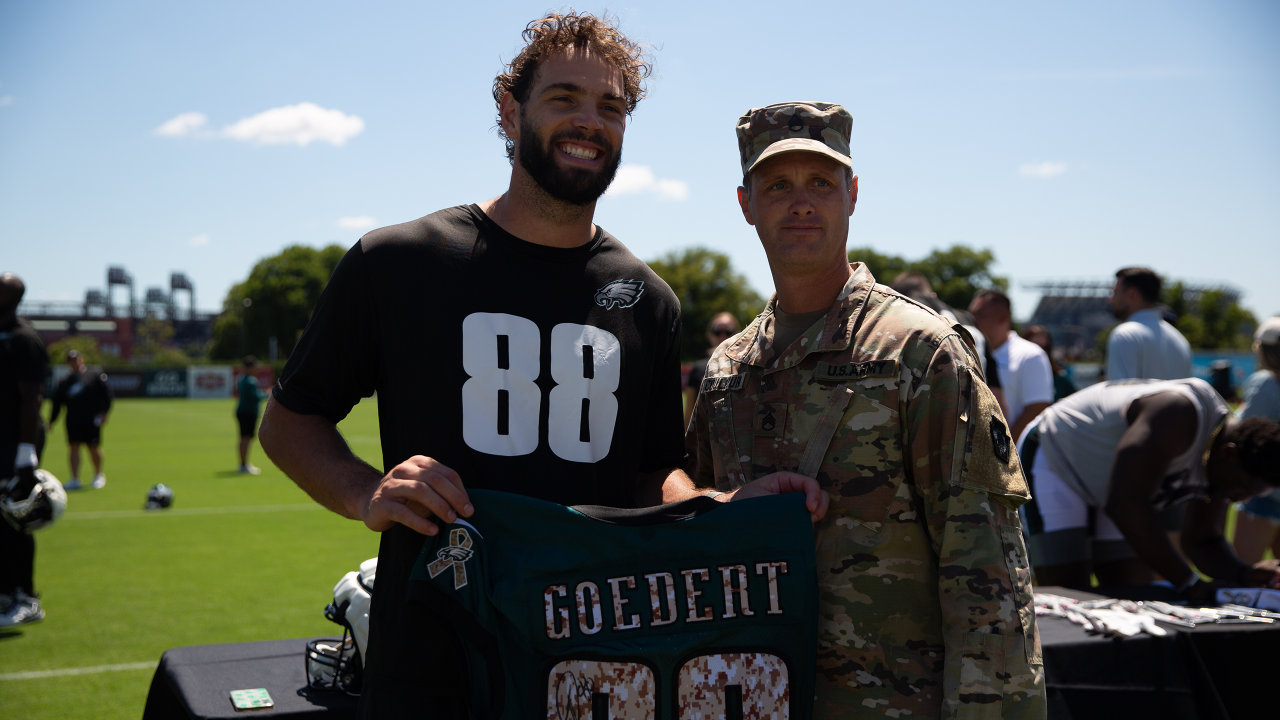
[{"x1": 685, "y1": 264, "x2": 1046, "y2": 719}]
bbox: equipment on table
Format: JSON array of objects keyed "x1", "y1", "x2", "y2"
[
  {"x1": 1035, "y1": 590, "x2": 1278, "y2": 638},
  {"x1": 145, "y1": 483, "x2": 174, "y2": 510},
  {"x1": 1, "y1": 469, "x2": 67, "y2": 532},
  {"x1": 305, "y1": 557, "x2": 376, "y2": 695}
]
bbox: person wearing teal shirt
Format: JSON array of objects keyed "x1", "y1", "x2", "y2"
[{"x1": 235, "y1": 356, "x2": 269, "y2": 474}]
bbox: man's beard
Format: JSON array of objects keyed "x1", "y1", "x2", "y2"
[{"x1": 518, "y1": 113, "x2": 621, "y2": 206}]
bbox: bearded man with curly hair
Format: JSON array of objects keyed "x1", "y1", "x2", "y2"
[{"x1": 261, "y1": 11, "x2": 697, "y2": 717}]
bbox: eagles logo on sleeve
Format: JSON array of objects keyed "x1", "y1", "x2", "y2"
[{"x1": 594, "y1": 280, "x2": 645, "y2": 310}]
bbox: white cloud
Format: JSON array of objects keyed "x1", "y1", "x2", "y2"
[
  {"x1": 1020, "y1": 161, "x2": 1067, "y2": 179},
  {"x1": 605, "y1": 165, "x2": 689, "y2": 201},
  {"x1": 337, "y1": 216, "x2": 377, "y2": 229},
  {"x1": 0, "y1": 96, "x2": 13, "y2": 107},
  {"x1": 155, "y1": 112, "x2": 209, "y2": 137},
  {"x1": 222, "y1": 102, "x2": 364, "y2": 146},
  {"x1": 189, "y1": 233, "x2": 210, "y2": 247}
]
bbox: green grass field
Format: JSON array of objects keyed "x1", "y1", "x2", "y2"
[
  {"x1": 0, "y1": 397, "x2": 383, "y2": 719},
  {"x1": 1, "y1": 396, "x2": 1261, "y2": 718}
]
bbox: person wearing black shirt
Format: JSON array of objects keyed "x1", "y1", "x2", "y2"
[
  {"x1": 259, "y1": 13, "x2": 694, "y2": 718},
  {"x1": 0, "y1": 273, "x2": 51, "y2": 627},
  {"x1": 49, "y1": 350, "x2": 113, "y2": 490},
  {"x1": 682, "y1": 312, "x2": 740, "y2": 427}
]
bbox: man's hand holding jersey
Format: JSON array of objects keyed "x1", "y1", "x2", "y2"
[
  {"x1": 721, "y1": 472, "x2": 829, "y2": 524},
  {"x1": 260, "y1": 399, "x2": 473, "y2": 537},
  {"x1": 361, "y1": 456, "x2": 474, "y2": 536}
]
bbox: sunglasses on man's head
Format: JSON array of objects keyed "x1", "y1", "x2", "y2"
[{"x1": 710, "y1": 327, "x2": 736, "y2": 337}]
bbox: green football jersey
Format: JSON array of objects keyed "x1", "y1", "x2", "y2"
[{"x1": 409, "y1": 490, "x2": 818, "y2": 719}]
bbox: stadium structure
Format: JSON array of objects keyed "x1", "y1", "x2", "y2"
[
  {"x1": 16, "y1": 266, "x2": 216, "y2": 361},
  {"x1": 1024, "y1": 279, "x2": 1242, "y2": 359}
]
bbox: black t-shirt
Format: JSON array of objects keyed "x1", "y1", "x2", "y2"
[
  {"x1": 274, "y1": 205, "x2": 684, "y2": 714},
  {"x1": 51, "y1": 371, "x2": 113, "y2": 426},
  {"x1": 0, "y1": 318, "x2": 50, "y2": 449}
]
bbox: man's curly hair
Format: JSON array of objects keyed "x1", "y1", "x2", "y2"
[
  {"x1": 493, "y1": 10, "x2": 652, "y2": 162},
  {"x1": 1234, "y1": 417, "x2": 1280, "y2": 486}
]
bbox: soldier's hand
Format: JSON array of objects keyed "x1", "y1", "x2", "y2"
[
  {"x1": 726, "y1": 472, "x2": 828, "y2": 524},
  {"x1": 358, "y1": 456, "x2": 473, "y2": 536}
]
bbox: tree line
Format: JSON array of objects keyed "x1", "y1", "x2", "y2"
[{"x1": 201, "y1": 243, "x2": 1256, "y2": 363}]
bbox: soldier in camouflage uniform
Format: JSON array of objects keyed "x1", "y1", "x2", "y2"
[{"x1": 683, "y1": 102, "x2": 1046, "y2": 718}]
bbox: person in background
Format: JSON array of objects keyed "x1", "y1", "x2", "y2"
[
  {"x1": 0, "y1": 273, "x2": 50, "y2": 627},
  {"x1": 1018, "y1": 377, "x2": 1280, "y2": 601},
  {"x1": 969, "y1": 288, "x2": 1054, "y2": 442},
  {"x1": 890, "y1": 271, "x2": 1009, "y2": 419},
  {"x1": 49, "y1": 349, "x2": 112, "y2": 490},
  {"x1": 1022, "y1": 324, "x2": 1076, "y2": 402},
  {"x1": 1232, "y1": 317, "x2": 1280, "y2": 563},
  {"x1": 682, "y1": 312, "x2": 740, "y2": 427},
  {"x1": 236, "y1": 356, "x2": 268, "y2": 475},
  {"x1": 1106, "y1": 267, "x2": 1191, "y2": 381}
]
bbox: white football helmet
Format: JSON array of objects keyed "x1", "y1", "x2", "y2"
[
  {"x1": 305, "y1": 636, "x2": 362, "y2": 694},
  {"x1": 305, "y1": 557, "x2": 376, "y2": 695},
  {"x1": 2, "y1": 470, "x2": 67, "y2": 533}
]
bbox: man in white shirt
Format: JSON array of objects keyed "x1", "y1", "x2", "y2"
[
  {"x1": 970, "y1": 288, "x2": 1054, "y2": 441},
  {"x1": 1106, "y1": 267, "x2": 1192, "y2": 381}
]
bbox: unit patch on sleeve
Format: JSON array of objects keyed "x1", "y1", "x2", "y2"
[
  {"x1": 989, "y1": 417, "x2": 1011, "y2": 464},
  {"x1": 814, "y1": 359, "x2": 899, "y2": 382}
]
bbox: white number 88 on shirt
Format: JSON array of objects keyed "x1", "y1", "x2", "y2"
[{"x1": 461, "y1": 313, "x2": 621, "y2": 463}]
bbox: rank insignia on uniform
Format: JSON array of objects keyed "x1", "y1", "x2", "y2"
[
  {"x1": 701, "y1": 375, "x2": 746, "y2": 393},
  {"x1": 594, "y1": 279, "x2": 645, "y2": 310},
  {"x1": 428, "y1": 528, "x2": 474, "y2": 589},
  {"x1": 815, "y1": 359, "x2": 899, "y2": 382},
  {"x1": 989, "y1": 417, "x2": 1011, "y2": 464}
]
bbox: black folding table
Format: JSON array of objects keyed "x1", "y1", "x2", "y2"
[
  {"x1": 142, "y1": 588, "x2": 1279, "y2": 719},
  {"x1": 1038, "y1": 585, "x2": 1278, "y2": 720},
  {"x1": 141, "y1": 638, "x2": 358, "y2": 719}
]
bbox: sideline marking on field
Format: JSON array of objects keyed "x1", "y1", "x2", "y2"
[
  {"x1": 0, "y1": 661, "x2": 157, "y2": 681},
  {"x1": 63, "y1": 503, "x2": 325, "y2": 520}
]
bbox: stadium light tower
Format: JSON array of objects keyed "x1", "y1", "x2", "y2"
[
  {"x1": 83, "y1": 289, "x2": 108, "y2": 317},
  {"x1": 106, "y1": 266, "x2": 135, "y2": 317},
  {"x1": 144, "y1": 287, "x2": 170, "y2": 318},
  {"x1": 170, "y1": 272, "x2": 196, "y2": 321}
]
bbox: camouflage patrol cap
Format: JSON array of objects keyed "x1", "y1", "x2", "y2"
[{"x1": 736, "y1": 102, "x2": 853, "y2": 176}]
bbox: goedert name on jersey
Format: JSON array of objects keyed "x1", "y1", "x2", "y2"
[
  {"x1": 541, "y1": 561, "x2": 792, "y2": 641},
  {"x1": 536, "y1": 557, "x2": 803, "y2": 719},
  {"x1": 409, "y1": 491, "x2": 817, "y2": 719}
]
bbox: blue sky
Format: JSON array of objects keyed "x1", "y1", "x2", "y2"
[{"x1": 2, "y1": 1, "x2": 1277, "y2": 321}]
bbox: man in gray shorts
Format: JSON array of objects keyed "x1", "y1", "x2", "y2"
[{"x1": 1018, "y1": 377, "x2": 1280, "y2": 603}]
